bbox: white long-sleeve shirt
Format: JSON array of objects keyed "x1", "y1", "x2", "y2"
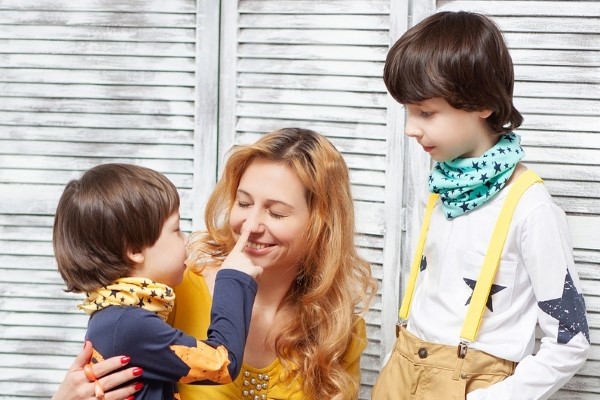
[{"x1": 407, "y1": 180, "x2": 590, "y2": 400}]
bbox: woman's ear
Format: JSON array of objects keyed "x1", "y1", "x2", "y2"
[{"x1": 127, "y1": 249, "x2": 145, "y2": 265}]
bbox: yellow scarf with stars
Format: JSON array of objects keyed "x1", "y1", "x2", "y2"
[{"x1": 79, "y1": 277, "x2": 176, "y2": 322}]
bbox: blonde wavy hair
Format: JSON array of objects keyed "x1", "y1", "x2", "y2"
[{"x1": 187, "y1": 128, "x2": 376, "y2": 399}]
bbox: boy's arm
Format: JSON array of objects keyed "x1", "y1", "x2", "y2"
[
  {"x1": 103, "y1": 269, "x2": 256, "y2": 385},
  {"x1": 468, "y1": 203, "x2": 590, "y2": 400},
  {"x1": 201, "y1": 268, "x2": 257, "y2": 380},
  {"x1": 173, "y1": 269, "x2": 257, "y2": 384}
]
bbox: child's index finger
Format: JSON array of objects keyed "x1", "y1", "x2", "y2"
[{"x1": 232, "y1": 227, "x2": 250, "y2": 253}]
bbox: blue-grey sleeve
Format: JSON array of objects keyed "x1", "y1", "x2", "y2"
[{"x1": 205, "y1": 269, "x2": 257, "y2": 379}]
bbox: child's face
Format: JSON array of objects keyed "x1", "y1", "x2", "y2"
[
  {"x1": 403, "y1": 97, "x2": 495, "y2": 161},
  {"x1": 130, "y1": 211, "x2": 188, "y2": 288},
  {"x1": 229, "y1": 159, "x2": 310, "y2": 279}
]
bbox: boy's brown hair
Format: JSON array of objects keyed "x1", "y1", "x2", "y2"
[
  {"x1": 53, "y1": 163, "x2": 180, "y2": 293},
  {"x1": 384, "y1": 11, "x2": 523, "y2": 134}
]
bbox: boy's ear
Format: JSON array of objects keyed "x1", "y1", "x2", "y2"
[
  {"x1": 127, "y1": 249, "x2": 145, "y2": 265},
  {"x1": 478, "y1": 109, "x2": 493, "y2": 119}
]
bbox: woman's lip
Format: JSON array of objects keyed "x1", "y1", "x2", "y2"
[
  {"x1": 244, "y1": 245, "x2": 273, "y2": 256},
  {"x1": 244, "y1": 241, "x2": 275, "y2": 255}
]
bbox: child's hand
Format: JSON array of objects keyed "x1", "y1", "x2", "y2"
[{"x1": 221, "y1": 227, "x2": 263, "y2": 279}]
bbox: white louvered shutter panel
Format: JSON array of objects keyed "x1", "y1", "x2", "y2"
[
  {"x1": 0, "y1": 0, "x2": 218, "y2": 397},
  {"x1": 219, "y1": 1, "x2": 400, "y2": 398},
  {"x1": 402, "y1": 1, "x2": 600, "y2": 398}
]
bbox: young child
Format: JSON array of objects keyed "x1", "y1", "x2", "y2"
[
  {"x1": 372, "y1": 11, "x2": 590, "y2": 400},
  {"x1": 53, "y1": 163, "x2": 262, "y2": 400}
]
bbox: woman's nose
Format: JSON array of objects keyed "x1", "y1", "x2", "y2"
[{"x1": 242, "y1": 214, "x2": 265, "y2": 234}]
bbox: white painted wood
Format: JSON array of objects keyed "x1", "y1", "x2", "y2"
[
  {"x1": 0, "y1": 54, "x2": 196, "y2": 71},
  {"x1": 0, "y1": 69, "x2": 195, "y2": 86},
  {"x1": 217, "y1": 0, "x2": 240, "y2": 172},
  {"x1": 238, "y1": 43, "x2": 388, "y2": 61},
  {"x1": 192, "y1": 0, "x2": 221, "y2": 229},
  {"x1": 0, "y1": 39, "x2": 195, "y2": 57},
  {"x1": 239, "y1": 13, "x2": 390, "y2": 30},
  {"x1": 438, "y1": 1, "x2": 600, "y2": 16},
  {"x1": 0, "y1": 0, "x2": 216, "y2": 397},
  {"x1": 238, "y1": 1, "x2": 391, "y2": 14},
  {"x1": 2, "y1": 0, "x2": 597, "y2": 398},
  {"x1": 238, "y1": 72, "x2": 387, "y2": 92},
  {"x1": 0, "y1": 10, "x2": 196, "y2": 27},
  {"x1": 377, "y1": 0, "x2": 409, "y2": 374},
  {"x1": 0, "y1": 0, "x2": 196, "y2": 13}
]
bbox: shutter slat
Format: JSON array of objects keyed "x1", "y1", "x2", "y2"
[{"x1": 439, "y1": 1, "x2": 600, "y2": 16}]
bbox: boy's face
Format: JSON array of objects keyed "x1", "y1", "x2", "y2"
[
  {"x1": 403, "y1": 97, "x2": 495, "y2": 162},
  {"x1": 130, "y1": 211, "x2": 187, "y2": 288}
]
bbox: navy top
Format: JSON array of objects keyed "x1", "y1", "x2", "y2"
[{"x1": 85, "y1": 269, "x2": 257, "y2": 400}]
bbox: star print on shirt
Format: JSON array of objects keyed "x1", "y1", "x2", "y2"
[
  {"x1": 420, "y1": 256, "x2": 427, "y2": 271},
  {"x1": 538, "y1": 269, "x2": 590, "y2": 344},
  {"x1": 463, "y1": 278, "x2": 506, "y2": 312}
]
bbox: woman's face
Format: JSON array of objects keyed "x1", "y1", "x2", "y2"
[{"x1": 229, "y1": 159, "x2": 311, "y2": 275}]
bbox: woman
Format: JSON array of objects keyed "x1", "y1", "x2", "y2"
[
  {"x1": 59, "y1": 128, "x2": 376, "y2": 399},
  {"x1": 172, "y1": 128, "x2": 376, "y2": 399}
]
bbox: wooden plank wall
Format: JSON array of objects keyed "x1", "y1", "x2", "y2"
[
  {"x1": 435, "y1": 1, "x2": 600, "y2": 398},
  {"x1": 0, "y1": 0, "x2": 208, "y2": 398},
  {"x1": 217, "y1": 1, "x2": 397, "y2": 398},
  {"x1": 1, "y1": 0, "x2": 597, "y2": 398}
]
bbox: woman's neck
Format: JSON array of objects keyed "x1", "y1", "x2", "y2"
[
  {"x1": 242, "y1": 267, "x2": 298, "y2": 368},
  {"x1": 253, "y1": 267, "x2": 297, "y2": 311}
]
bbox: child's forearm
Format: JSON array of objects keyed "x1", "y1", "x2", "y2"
[{"x1": 204, "y1": 269, "x2": 258, "y2": 379}]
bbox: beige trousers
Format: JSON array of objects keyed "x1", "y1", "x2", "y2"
[{"x1": 372, "y1": 326, "x2": 516, "y2": 400}]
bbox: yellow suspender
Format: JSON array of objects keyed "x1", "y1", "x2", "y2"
[
  {"x1": 398, "y1": 193, "x2": 439, "y2": 320},
  {"x1": 399, "y1": 170, "x2": 543, "y2": 343}
]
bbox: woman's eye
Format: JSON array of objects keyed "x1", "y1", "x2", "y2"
[
  {"x1": 237, "y1": 201, "x2": 251, "y2": 208},
  {"x1": 268, "y1": 210, "x2": 285, "y2": 219}
]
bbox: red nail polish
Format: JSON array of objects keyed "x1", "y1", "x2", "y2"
[
  {"x1": 133, "y1": 367, "x2": 143, "y2": 377},
  {"x1": 121, "y1": 356, "x2": 131, "y2": 364},
  {"x1": 126, "y1": 396, "x2": 135, "y2": 400},
  {"x1": 134, "y1": 382, "x2": 144, "y2": 390}
]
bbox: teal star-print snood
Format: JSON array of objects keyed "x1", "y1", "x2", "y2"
[{"x1": 429, "y1": 133, "x2": 525, "y2": 219}]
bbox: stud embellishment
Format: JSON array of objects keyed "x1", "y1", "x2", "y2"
[{"x1": 241, "y1": 371, "x2": 269, "y2": 398}]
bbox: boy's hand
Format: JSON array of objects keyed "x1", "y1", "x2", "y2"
[{"x1": 221, "y1": 227, "x2": 263, "y2": 279}]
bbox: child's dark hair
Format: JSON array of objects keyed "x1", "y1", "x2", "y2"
[
  {"x1": 384, "y1": 11, "x2": 523, "y2": 134},
  {"x1": 53, "y1": 163, "x2": 180, "y2": 293}
]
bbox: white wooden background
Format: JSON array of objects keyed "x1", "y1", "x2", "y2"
[
  {"x1": 0, "y1": 0, "x2": 219, "y2": 398},
  {"x1": 0, "y1": 0, "x2": 598, "y2": 399}
]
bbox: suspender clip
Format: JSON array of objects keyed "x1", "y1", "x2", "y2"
[
  {"x1": 396, "y1": 319, "x2": 407, "y2": 337},
  {"x1": 457, "y1": 340, "x2": 470, "y2": 359}
]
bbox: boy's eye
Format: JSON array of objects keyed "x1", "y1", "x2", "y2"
[{"x1": 421, "y1": 111, "x2": 433, "y2": 118}]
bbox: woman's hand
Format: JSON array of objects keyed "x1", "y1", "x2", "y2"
[{"x1": 52, "y1": 341, "x2": 142, "y2": 400}]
